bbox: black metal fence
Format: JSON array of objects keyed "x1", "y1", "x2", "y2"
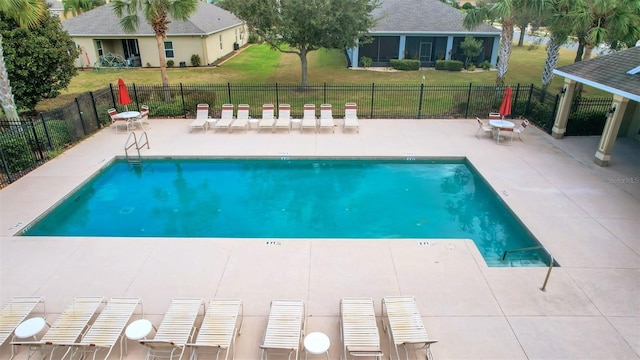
[{"x1": 0, "y1": 82, "x2": 611, "y2": 188}]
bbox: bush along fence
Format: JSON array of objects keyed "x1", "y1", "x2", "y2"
[{"x1": 0, "y1": 82, "x2": 610, "y2": 188}]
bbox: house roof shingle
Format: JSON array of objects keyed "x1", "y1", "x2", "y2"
[
  {"x1": 554, "y1": 46, "x2": 640, "y2": 102},
  {"x1": 372, "y1": 0, "x2": 499, "y2": 34},
  {"x1": 62, "y1": 2, "x2": 243, "y2": 37}
]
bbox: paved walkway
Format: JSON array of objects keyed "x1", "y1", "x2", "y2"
[{"x1": 1, "y1": 118, "x2": 638, "y2": 359}]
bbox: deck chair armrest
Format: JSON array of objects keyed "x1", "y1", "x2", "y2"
[
  {"x1": 347, "y1": 346, "x2": 383, "y2": 357},
  {"x1": 140, "y1": 340, "x2": 177, "y2": 346}
]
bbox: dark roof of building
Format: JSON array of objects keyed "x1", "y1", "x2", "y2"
[
  {"x1": 554, "y1": 46, "x2": 640, "y2": 102},
  {"x1": 62, "y1": 2, "x2": 243, "y2": 37},
  {"x1": 371, "y1": 0, "x2": 499, "y2": 34}
]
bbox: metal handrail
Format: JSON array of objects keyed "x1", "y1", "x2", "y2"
[
  {"x1": 124, "y1": 131, "x2": 150, "y2": 164},
  {"x1": 502, "y1": 245, "x2": 555, "y2": 292}
]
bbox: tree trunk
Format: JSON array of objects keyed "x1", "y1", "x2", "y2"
[
  {"x1": 0, "y1": 36, "x2": 20, "y2": 123},
  {"x1": 582, "y1": 43, "x2": 594, "y2": 61},
  {"x1": 299, "y1": 48, "x2": 308, "y2": 88},
  {"x1": 517, "y1": 23, "x2": 527, "y2": 47},
  {"x1": 495, "y1": 20, "x2": 514, "y2": 87},
  {"x1": 541, "y1": 34, "x2": 561, "y2": 92},
  {"x1": 155, "y1": 34, "x2": 171, "y2": 101},
  {"x1": 574, "y1": 37, "x2": 585, "y2": 62}
]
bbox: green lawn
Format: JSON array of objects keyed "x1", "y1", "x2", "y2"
[{"x1": 36, "y1": 42, "x2": 606, "y2": 111}]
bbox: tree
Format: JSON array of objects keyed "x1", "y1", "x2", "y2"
[
  {"x1": 538, "y1": 0, "x2": 572, "y2": 93},
  {"x1": 111, "y1": 0, "x2": 198, "y2": 88},
  {"x1": 464, "y1": 0, "x2": 548, "y2": 86},
  {"x1": 1, "y1": 15, "x2": 80, "y2": 111},
  {"x1": 460, "y1": 36, "x2": 483, "y2": 68},
  {"x1": 0, "y1": 0, "x2": 47, "y2": 120},
  {"x1": 220, "y1": 0, "x2": 379, "y2": 87},
  {"x1": 62, "y1": 0, "x2": 105, "y2": 17}
]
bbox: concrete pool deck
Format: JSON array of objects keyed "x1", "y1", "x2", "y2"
[{"x1": 1, "y1": 118, "x2": 638, "y2": 359}]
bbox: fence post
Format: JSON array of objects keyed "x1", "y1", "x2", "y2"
[
  {"x1": 75, "y1": 97, "x2": 87, "y2": 135},
  {"x1": 551, "y1": 94, "x2": 560, "y2": 126},
  {"x1": 29, "y1": 119, "x2": 45, "y2": 162},
  {"x1": 513, "y1": 83, "x2": 520, "y2": 116},
  {"x1": 323, "y1": 83, "x2": 327, "y2": 104},
  {"x1": 275, "y1": 83, "x2": 279, "y2": 108},
  {"x1": 525, "y1": 84, "x2": 534, "y2": 116},
  {"x1": 109, "y1": 83, "x2": 117, "y2": 108},
  {"x1": 370, "y1": 83, "x2": 375, "y2": 118},
  {"x1": 180, "y1": 83, "x2": 186, "y2": 117},
  {"x1": 133, "y1": 83, "x2": 139, "y2": 109},
  {"x1": 0, "y1": 143, "x2": 13, "y2": 183},
  {"x1": 89, "y1": 91, "x2": 102, "y2": 128},
  {"x1": 227, "y1": 83, "x2": 232, "y2": 104},
  {"x1": 465, "y1": 83, "x2": 472, "y2": 118},
  {"x1": 40, "y1": 112, "x2": 53, "y2": 150},
  {"x1": 417, "y1": 83, "x2": 424, "y2": 119}
]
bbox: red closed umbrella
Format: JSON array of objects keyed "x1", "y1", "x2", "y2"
[
  {"x1": 117, "y1": 78, "x2": 132, "y2": 111},
  {"x1": 499, "y1": 86, "x2": 512, "y2": 119}
]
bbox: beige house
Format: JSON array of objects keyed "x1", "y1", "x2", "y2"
[{"x1": 61, "y1": 2, "x2": 248, "y2": 68}]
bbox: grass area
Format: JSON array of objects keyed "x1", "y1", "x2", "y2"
[{"x1": 35, "y1": 41, "x2": 607, "y2": 112}]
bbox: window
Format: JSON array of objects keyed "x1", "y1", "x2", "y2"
[
  {"x1": 164, "y1": 41, "x2": 174, "y2": 58},
  {"x1": 219, "y1": 35, "x2": 223, "y2": 50},
  {"x1": 96, "y1": 40, "x2": 103, "y2": 57}
]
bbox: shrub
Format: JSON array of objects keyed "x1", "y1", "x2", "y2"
[
  {"x1": 190, "y1": 54, "x2": 201, "y2": 67},
  {"x1": 480, "y1": 60, "x2": 491, "y2": 70},
  {"x1": 360, "y1": 56, "x2": 373, "y2": 68},
  {"x1": 166, "y1": 59, "x2": 175, "y2": 67},
  {"x1": 0, "y1": 135, "x2": 34, "y2": 173},
  {"x1": 435, "y1": 60, "x2": 447, "y2": 70},
  {"x1": 467, "y1": 64, "x2": 476, "y2": 71},
  {"x1": 146, "y1": 62, "x2": 151, "y2": 67},
  {"x1": 248, "y1": 33, "x2": 260, "y2": 43},
  {"x1": 389, "y1": 59, "x2": 420, "y2": 70},
  {"x1": 461, "y1": 2, "x2": 475, "y2": 9},
  {"x1": 435, "y1": 60, "x2": 463, "y2": 71},
  {"x1": 566, "y1": 110, "x2": 607, "y2": 135}
]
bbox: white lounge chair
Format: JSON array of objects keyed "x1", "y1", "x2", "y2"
[
  {"x1": 258, "y1": 104, "x2": 275, "y2": 133},
  {"x1": 340, "y1": 298, "x2": 383, "y2": 359},
  {"x1": 214, "y1": 104, "x2": 235, "y2": 133},
  {"x1": 513, "y1": 119, "x2": 530, "y2": 141},
  {"x1": 139, "y1": 298, "x2": 204, "y2": 360},
  {"x1": 230, "y1": 104, "x2": 250, "y2": 132},
  {"x1": 68, "y1": 297, "x2": 142, "y2": 360},
  {"x1": 188, "y1": 299, "x2": 243, "y2": 360},
  {"x1": 108, "y1": 108, "x2": 131, "y2": 133},
  {"x1": 382, "y1": 296, "x2": 437, "y2": 360},
  {"x1": 274, "y1": 104, "x2": 291, "y2": 132},
  {"x1": 259, "y1": 300, "x2": 305, "y2": 360},
  {"x1": 319, "y1": 104, "x2": 335, "y2": 133},
  {"x1": 301, "y1": 104, "x2": 317, "y2": 133},
  {"x1": 343, "y1": 102, "x2": 359, "y2": 133},
  {"x1": 12, "y1": 296, "x2": 105, "y2": 360},
  {"x1": 133, "y1": 105, "x2": 150, "y2": 130},
  {"x1": 1, "y1": 296, "x2": 45, "y2": 360},
  {"x1": 189, "y1": 104, "x2": 210, "y2": 133}
]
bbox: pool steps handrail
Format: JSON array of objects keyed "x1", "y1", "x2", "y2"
[
  {"x1": 502, "y1": 245, "x2": 555, "y2": 291},
  {"x1": 124, "y1": 131, "x2": 149, "y2": 165}
]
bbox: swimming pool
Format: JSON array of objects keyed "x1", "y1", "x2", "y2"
[{"x1": 22, "y1": 158, "x2": 548, "y2": 267}]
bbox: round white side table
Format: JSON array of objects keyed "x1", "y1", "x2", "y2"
[
  {"x1": 125, "y1": 319, "x2": 154, "y2": 340},
  {"x1": 14, "y1": 317, "x2": 48, "y2": 339},
  {"x1": 304, "y1": 332, "x2": 330, "y2": 359}
]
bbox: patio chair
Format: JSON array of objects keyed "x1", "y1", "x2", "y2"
[
  {"x1": 108, "y1": 108, "x2": 131, "y2": 133},
  {"x1": 134, "y1": 105, "x2": 150, "y2": 131},
  {"x1": 67, "y1": 297, "x2": 142, "y2": 360},
  {"x1": 475, "y1": 117, "x2": 492, "y2": 138},
  {"x1": 340, "y1": 298, "x2": 382, "y2": 360},
  {"x1": 488, "y1": 112, "x2": 501, "y2": 120},
  {"x1": 513, "y1": 119, "x2": 530, "y2": 141},
  {"x1": 258, "y1": 104, "x2": 275, "y2": 133},
  {"x1": 214, "y1": 104, "x2": 235, "y2": 133},
  {"x1": 187, "y1": 299, "x2": 243, "y2": 360},
  {"x1": 496, "y1": 127, "x2": 514, "y2": 145},
  {"x1": 319, "y1": 104, "x2": 335, "y2": 133},
  {"x1": 343, "y1": 102, "x2": 359, "y2": 133},
  {"x1": 274, "y1": 104, "x2": 291, "y2": 132},
  {"x1": 301, "y1": 104, "x2": 317, "y2": 133},
  {"x1": 139, "y1": 298, "x2": 204, "y2": 360},
  {"x1": 12, "y1": 296, "x2": 105, "y2": 360},
  {"x1": 381, "y1": 296, "x2": 437, "y2": 360},
  {"x1": 259, "y1": 299, "x2": 305, "y2": 360},
  {"x1": 1, "y1": 296, "x2": 45, "y2": 359},
  {"x1": 189, "y1": 104, "x2": 210, "y2": 133},
  {"x1": 230, "y1": 104, "x2": 250, "y2": 132}
]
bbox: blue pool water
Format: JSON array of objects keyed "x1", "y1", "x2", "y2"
[{"x1": 22, "y1": 158, "x2": 547, "y2": 266}]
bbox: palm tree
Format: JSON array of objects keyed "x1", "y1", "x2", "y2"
[
  {"x1": 111, "y1": 0, "x2": 198, "y2": 89},
  {"x1": 539, "y1": 0, "x2": 572, "y2": 92},
  {"x1": 464, "y1": 0, "x2": 548, "y2": 86},
  {"x1": 0, "y1": 0, "x2": 47, "y2": 121},
  {"x1": 62, "y1": 0, "x2": 104, "y2": 17}
]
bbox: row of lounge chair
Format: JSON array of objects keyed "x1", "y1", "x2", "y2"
[
  {"x1": 1, "y1": 295, "x2": 436, "y2": 360},
  {"x1": 189, "y1": 103, "x2": 360, "y2": 134}
]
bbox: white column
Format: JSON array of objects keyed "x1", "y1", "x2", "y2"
[
  {"x1": 594, "y1": 95, "x2": 629, "y2": 166},
  {"x1": 445, "y1": 36, "x2": 454, "y2": 60},
  {"x1": 398, "y1": 36, "x2": 406, "y2": 59},
  {"x1": 551, "y1": 79, "x2": 577, "y2": 139}
]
